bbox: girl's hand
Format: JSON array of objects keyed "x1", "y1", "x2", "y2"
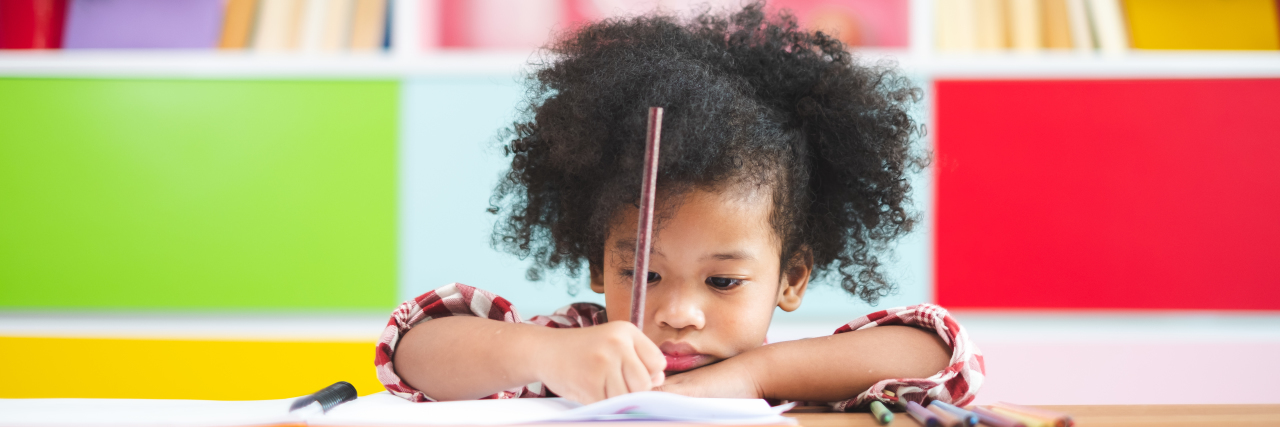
[
  {"x1": 654, "y1": 356, "x2": 764, "y2": 399},
  {"x1": 534, "y1": 320, "x2": 667, "y2": 403}
]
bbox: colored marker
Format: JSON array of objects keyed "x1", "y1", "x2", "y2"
[
  {"x1": 930, "y1": 401, "x2": 979, "y2": 426},
  {"x1": 987, "y1": 406, "x2": 1052, "y2": 427},
  {"x1": 927, "y1": 403, "x2": 964, "y2": 427},
  {"x1": 869, "y1": 401, "x2": 893, "y2": 425},
  {"x1": 992, "y1": 402, "x2": 1075, "y2": 427},
  {"x1": 905, "y1": 401, "x2": 941, "y2": 427},
  {"x1": 971, "y1": 406, "x2": 1026, "y2": 427}
]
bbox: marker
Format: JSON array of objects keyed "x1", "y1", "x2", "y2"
[
  {"x1": 905, "y1": 401, "x2": 941, "y2": 427},
  {"x1": 930, "y1": 401, "x2": 980, "y2": 426},
  {"x1": 927, "y1": 403, "x2": 965, "y2": 427},
  {"x1": 991, "y1": 402, "x2": 1075, "y2": 427},
  {"x1": 987, "y1": 406, "x2": 1052, "y2": 427},
  {"x1": 289, "y1": 381, "x2": 357, "y2": 416},
  {"x1": 869, "y1": 401, "x2": 893, "y2": 425},
  {"x1": 629, "y1": 106, "x2": 663, "y2": 327},
  {"x1": 970, "y1": 406, "x2": 1026, "y2": 427}
]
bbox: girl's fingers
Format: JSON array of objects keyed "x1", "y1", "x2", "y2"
[
  {"x1": 604, "y1": 368, "x2": 628, "y2": 400},
  {"x1": 632, "y1": 330, "x2": 667, "y2": 381},
  {"x1": 621, "y1": 354, "x2": 653, "y2": 393}
]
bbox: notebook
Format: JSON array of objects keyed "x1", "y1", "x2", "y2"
[{"x1": 0, "y1": 391, "x2": 797, "y2": 427}]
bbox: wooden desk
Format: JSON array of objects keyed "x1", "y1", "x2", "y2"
[{"x1": 787, "y1": 404, "x2": 1280, "y2": 427}]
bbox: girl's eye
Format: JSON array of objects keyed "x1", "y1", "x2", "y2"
[
  {"x1": 621, "y1": 270, "x2": 662, "y2": 283},
  {"x1": 705, "y1": 277, "x2": 743, "y2": 290}
]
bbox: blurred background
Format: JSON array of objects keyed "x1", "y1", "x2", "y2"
[{"x1": 1, "y1": 0, "x2": 1277, "y2": 405}]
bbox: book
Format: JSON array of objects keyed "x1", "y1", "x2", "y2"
[
  {"x1": 0, "y1": 0, "x2": 70, "y2": 49},
  {"x1": 348, "y1": 0, "x2": 386, "y2": 51},
  {"x1": 319, "y1": 0, "x2": 354, "y2": 51},
  {"x1": 1086, "y1": 0, "x2": 1128, "y2": 55},
  {"x1": 973, "y1": 0, "x2": 1007, "y2": 50},
  {"x1": 253, "y1": 0, "x2": 305, "y2": 51},
  {"x1": 63, "y1": 0, "x2": 224, "y2": 49},
  {"x1": 0, "y1": 391, "x2": 796, "y2": 427},
  {"x1": 1042, "y1": 0, "x2": 1073, "y2": 49},
  {"x1": 937, "y1": 0, "x2": 979, "y2": 51},
  {"x1": 1064, "y1": 0, "x2": 1095, "y2": 52},
  {"x1": 218, "y1": 0, "x2": 259, "y2": 49},
  {"x1": 1123, "y1": 0, "x2": 1279, "y2": 50},
  {"x1": 1007, "y1": 0, "x2": 1042, "y2": 51},
  {"x1": 298, "y1": 0, "x2": 327, "y2": 52}
]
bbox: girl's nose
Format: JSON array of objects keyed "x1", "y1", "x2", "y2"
[{"x1": 649, "y1": 278, "x2": 706, "y2": 332}]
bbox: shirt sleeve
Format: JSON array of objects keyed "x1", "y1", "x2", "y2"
[
  {"x1": 827, "y1": 303, "x2": 985, "y2": 412},
  {"x1": 374, "y1": 283, "x2": 606, "y2": 402}
]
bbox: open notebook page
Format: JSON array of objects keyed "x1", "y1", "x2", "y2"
[{"x1": 0, "y1": 391, "x2": 796, "y2": 427}]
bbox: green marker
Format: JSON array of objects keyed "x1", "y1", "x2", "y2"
[{"x1": 869, "y1": 401, "x2": 894, "y2": 425}]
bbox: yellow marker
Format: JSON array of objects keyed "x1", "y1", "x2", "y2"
[{"x1": 989, "y1": 406, "x2": 1054, "y2": 427}]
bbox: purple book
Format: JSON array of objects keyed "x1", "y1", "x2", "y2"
[{"x1": 63, "y1": 0, "x2": 225, "y2": 49}]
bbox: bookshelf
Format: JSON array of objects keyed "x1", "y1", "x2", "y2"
[{"x1": 2, "y1": 0, "x2": 1278, "y2": 79}]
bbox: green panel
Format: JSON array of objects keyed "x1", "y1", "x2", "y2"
[{"x1": 0, "y1": 79, "x2": 398, "y2": 309}]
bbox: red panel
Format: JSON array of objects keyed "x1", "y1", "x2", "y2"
[{"x1": 935, "y1": 79, "x2": 1280, "y2": 310}]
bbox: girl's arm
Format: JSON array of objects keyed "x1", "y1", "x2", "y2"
[
  {"x1": 394, "y1": 316, "x2": 667, "y2": 403},
  {"x1": 747, "y1": 325, "x2": 951, "y2": 401},
  {"x1": 656, "y1": 304, "x2": 983, "y2": 408}
]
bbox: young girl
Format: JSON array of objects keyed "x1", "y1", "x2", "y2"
[{"x1": 375, "y1": 3, "x2": 982, "y2": 411}]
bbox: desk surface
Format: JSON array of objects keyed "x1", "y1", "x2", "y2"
[{"x1": 786, "y1": 404, "x2": 1280, "y2": 427}]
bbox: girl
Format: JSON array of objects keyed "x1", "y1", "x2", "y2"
[{"x1": 376, "y1": 2, "x2": 983, "y2": 411}]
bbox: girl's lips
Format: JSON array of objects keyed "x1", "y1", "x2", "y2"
[{"x1": 663, "y1": 353, "x2": 707, "y2": 372}]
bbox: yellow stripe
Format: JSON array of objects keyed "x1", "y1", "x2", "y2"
[{"x1": 0, "y1": 336, "x2": 384, "y2": 400}]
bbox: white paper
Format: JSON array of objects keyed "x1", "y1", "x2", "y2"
[
  {"x1": 0, "y1": 398, "x2": 298, "y2": 427},
  {"x1": 0, "y1": 391, "x2": 796, "y2": 427}
]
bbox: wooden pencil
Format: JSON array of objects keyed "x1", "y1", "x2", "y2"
[{"x1": 630, "y1": 107, "x2": 663, "y2": 327}]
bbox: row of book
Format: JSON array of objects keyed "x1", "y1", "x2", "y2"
[
  {"x1": 0, "y1": 0, "x2": 910, "y2": 51},
  {"x1": 936, "y1": 0, "x2": 1280, "y2": 53},
  {"x1": 0, "y1": 0, "x2": 390, "y2": 51},
  {"x1": 4, "y1": 0, "x2": 1276, "y2": 52}
]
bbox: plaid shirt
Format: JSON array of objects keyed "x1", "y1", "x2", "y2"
[{"x1": 375, "y1": 283, "x2": 984, "y2": 410}]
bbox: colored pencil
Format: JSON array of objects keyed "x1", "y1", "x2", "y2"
[
  {"x1": 930, "y1": 401, "x2": 979, "y2": 426},
  {"x1": 630, "y1": 107, "x2": 663, "y2": 327},
  {"x1": 905, "y1": 401, "x2": 942, "y2": 427},
  {"x1": 992, "y1": 402, "x2": 1075, "y2": 427},
  {"x1": 971, "y1": 406, "x2": 1026, "y2": 427},
  {"x1": 869, "y1": 401, "x2": 893, "y2": 425},
  {"x1": 927, "y1": 403, "x2": 965, "y2": 427}
]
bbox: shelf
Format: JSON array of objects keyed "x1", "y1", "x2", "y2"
[{"x1": 1, "y1": 49, "x2": 1278, "y2": 79}]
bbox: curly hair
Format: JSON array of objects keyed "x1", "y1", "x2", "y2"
[{"x1": 488, "y1": 1, "x2": 927, "y2": 304}]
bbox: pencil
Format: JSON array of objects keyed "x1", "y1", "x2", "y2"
[
  {"x1": 869, "y1": 401, "x2": 893, "y2": 425},
  {"x1": 970, "y1": 406, "x2": 1026, "y2": 427},
  {"x1": 630, "y1": 107, "x2": 663, "y2": 327},
  {"x1": 929, "y1": 401, "x2": 979, "y2": 426},
  {"x1": 991, "y1": 402, "x2": 1075, "y2": 427},
  {"x1": 905, "y1": 401, "x2": 942, "y2": 427}
]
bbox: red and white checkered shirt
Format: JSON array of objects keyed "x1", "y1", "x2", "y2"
[{"x1": 375, "y1": 283, "x2": 984, "y2": 411}]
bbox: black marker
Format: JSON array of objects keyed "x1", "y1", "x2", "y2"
[{"x1": 289, "y1": 381, "x2": 357, "y2": 416}]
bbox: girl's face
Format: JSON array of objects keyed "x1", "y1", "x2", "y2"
[{"x1": 591, "y1": 188, "x2": 811, "y2": 374}]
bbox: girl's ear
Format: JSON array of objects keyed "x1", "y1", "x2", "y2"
[
  {"x1": 589, "y1": 264, "x2": 606, "y2": 294},
  {"x1": 777, "y1": 247, "x2": 814, "y2": 312}
]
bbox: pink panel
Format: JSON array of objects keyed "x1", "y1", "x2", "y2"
[{"x1": 975, "y1": 341, "x2": 1280, "y2": 404}]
